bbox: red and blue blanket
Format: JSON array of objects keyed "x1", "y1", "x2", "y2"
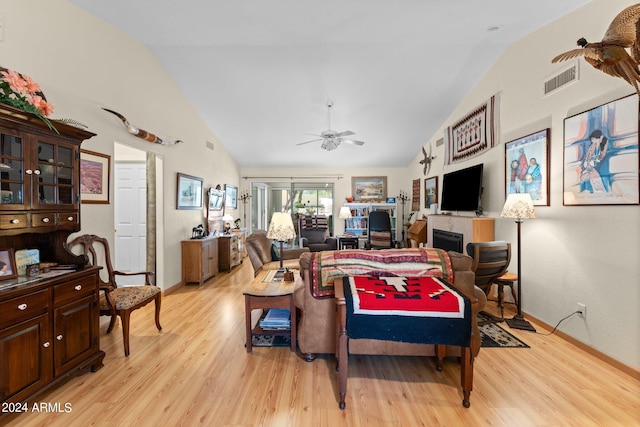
[{"x1": 344, "y1": 275, "x2": 471, "y2": 347}]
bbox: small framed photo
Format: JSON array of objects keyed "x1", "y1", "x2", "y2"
[
  {"x1": 424, "y1": 176, "x2": 438, "y2": 208},
  {"x1": 176, "y1": 173, "x2": 204, "y2": 210},
  {"x1": 505, "y1": 129, "x2": 550, "y2": 206},
  {"x1": 352, "y1": 176, "x2": 387, "y2": 202},
  {"x1": 0, "y1": 248, "x2": 17, "y2": 280},
  {"x1": 80, "y1": 149, "x2": 111, "y2": 204},
  {"x1": 385, "y1": 197, "x2": 396, "y2": 203},
  {"x1": 563, "y1": 94, "x2": 639, "y2": 206},
  {"x1": 224, "y1": 184, "x2": 238, "y2": 209}
]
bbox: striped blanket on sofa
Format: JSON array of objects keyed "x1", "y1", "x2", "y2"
[{"x1": 308, "y1": 248, "x2": 454, "y2": 299}]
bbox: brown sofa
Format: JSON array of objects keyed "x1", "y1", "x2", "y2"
[
  {"x1": 293, "y1": 249, "x2": 486, "y2": 361},
  {"x1": 245, "y1": 230, "x2": 309, "y2": 276}
]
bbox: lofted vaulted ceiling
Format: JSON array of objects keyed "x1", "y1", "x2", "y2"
[{"x1": 70, "y1": 0, "x2": 592, "y2": 167}]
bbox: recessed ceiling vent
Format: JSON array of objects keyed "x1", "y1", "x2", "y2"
[
  {"x1": 544, "y1": 62, "x2": 579, "y2": 95},
  {"x1": 436, "y1": 137, "x2": 444, "y2": 147},
  {"x1": 206, "y1": 140, "x2": 214, "y2": 150}
]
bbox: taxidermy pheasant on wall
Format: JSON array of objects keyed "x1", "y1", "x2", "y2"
[{"x1": 551, "y1": 4, "x2": 640, "y2": 95}]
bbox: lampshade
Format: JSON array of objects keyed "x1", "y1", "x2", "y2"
[
  {"x1": 500, "y1": 193, "x2": 536, "y2": 220},
  {"x1": 222, "y1": 214, "x2": 234, "y2": 222},
  {"x1": 266, "y1": 212, "x2": 296, "y2": 241},
  {"x1": 338, "y1": 206, "x2": 352, "y2": 219}
]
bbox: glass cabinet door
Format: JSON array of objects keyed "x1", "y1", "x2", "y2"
[
  {"x1": 36, "y1": 140, "x2": 77, "y2": 208},
  {"x1": 0, "y1": 129, "x2": 26, "y2": 207}
]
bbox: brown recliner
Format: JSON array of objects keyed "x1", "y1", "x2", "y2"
[{"x1": 245, "y1": 230, "x2": 309, "y2": 276}]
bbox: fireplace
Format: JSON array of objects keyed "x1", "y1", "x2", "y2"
[{"x1": 432, "y1": 229, "x2": 464, "y2": 253}]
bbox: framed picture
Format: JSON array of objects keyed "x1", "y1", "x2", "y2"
[
  {"x1": 563, "y1": 94, "x2": 639, "y2": 206},
  {"x1": 424, "y1": 176, "x2": 438, "y2": 208},
  {"x1": 505, "y1": 129, "x2": 550, "y2": 206},
  {"x1": 176, "y1": 173, "x2": 204, "y2": 210},
  {"x1": 80, "y1": 149, "x2": 110, "y2": 204},
  {"x1": 352, "y1": 176, "x2": 387, "y2": 201},
  {"x1": 224, "y1": 184, "x2": 238, "y2": 209},
  {"x1": 0, "y1": 248, "x2": 17, "y2": 280}
]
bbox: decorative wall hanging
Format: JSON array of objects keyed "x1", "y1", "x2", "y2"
[
  {"x1": 563, "y1": 94, "x2": 639, "y2": 206},
  {"x1": 444, "y1": 93, "x2": 501, "y2": 165},
  {"x1": 419, "y1": 144, "x2": 435, "y2": 175},
  {"x1": 411, "y1": 179, "x2": 420, "y2": 211},
  {"x1": 552, "y1": 4, "x2": 640, "y2": 96},
  {"x1": 80, "y1": 149, "x2": 111, "y2": 204},
  {"x1": 505, "y1": 129, "x2": 550, "y2": 206},
  {"x1": 102, "y1": 108, "x2": 182, "y2": 146}
]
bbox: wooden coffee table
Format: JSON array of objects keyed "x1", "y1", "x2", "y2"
[{"x1": 244, "y1": 269, "x2": 298, "y2": 352}]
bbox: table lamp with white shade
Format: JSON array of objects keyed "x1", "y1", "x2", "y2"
[
  {"x1": 266, "y1": 212, "x2": 296, "y2": 271},
  {"x1": 500, "y1": 193, "x2": 537, "y2": 332},
  {"x1": 222, "y1": 214, "x2": 234, "y2": 234}
]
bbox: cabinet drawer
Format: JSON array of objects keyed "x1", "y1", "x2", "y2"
[
  {"x1": 0, "y1": 289, "x2": 50, "y2": 328},
  {"x1": 59, "y1": 212, "x2": 78, "y2": 226},
  {"x1": 0, "y1": 213, "x2": 29, "y2": 230},
  {"x1": 31, "y1": 213, "x2": 57, "y2": 228},
  {"x1": 53, "y1": 276, "x2": 96, "y2": 305}
]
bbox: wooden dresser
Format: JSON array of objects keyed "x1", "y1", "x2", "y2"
[
  {"x1": 0, "y1": 103, "x2": 103, "y2": 407},
  {"x1": 182, "y1": 236, "x2": 219, "y2": 286},
  {"x1": 218, "y1": 232, "x2": 246, "y2": 272}
]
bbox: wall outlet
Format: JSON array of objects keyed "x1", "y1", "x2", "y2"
[{"x1": 577, "y1": 303, "x2": 587, "y2": 319}]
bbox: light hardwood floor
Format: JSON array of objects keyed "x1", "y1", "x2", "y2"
[{"x1": 4, "y1": 261, "x2": 639, "y2": 426}]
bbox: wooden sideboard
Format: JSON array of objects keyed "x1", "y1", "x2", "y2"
[{"x1": 182, "y1": 236, "x2": 219, "y2": 286}]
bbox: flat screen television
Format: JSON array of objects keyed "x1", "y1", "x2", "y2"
[{"x1": 440, "y1": 163, "x2": 484, "y2": 212}]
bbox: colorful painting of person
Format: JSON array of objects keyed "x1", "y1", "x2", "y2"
[
  {"x1": 579, "y1": 129, "x2": 609, "y2": 193},
  {"x1": 525, "y1": 157, "x2": 542, "y2": 199}
]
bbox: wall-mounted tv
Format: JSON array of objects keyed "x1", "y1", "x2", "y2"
[{"x1": 440, "y1": 163, "x2": 484, "y2": 212}]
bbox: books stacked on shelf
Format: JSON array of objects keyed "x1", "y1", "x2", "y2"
[{"x1": 259, "y1": 309, "x2": 291, "y2": 330}]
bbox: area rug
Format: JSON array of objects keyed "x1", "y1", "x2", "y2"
[
  {"x1": 479, "y1": 315, "x2": 529, "y2": 348},
  {"x1": 251, "y1": 335, "x2": 291, "y2": 347}
]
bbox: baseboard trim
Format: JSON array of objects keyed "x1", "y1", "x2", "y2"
[
  {"x1": 525, "y1": 312, "x2": 640, "y2": 381},
  {"x1": 164, "y1": 281, "x2": 183, "y2": 296}
]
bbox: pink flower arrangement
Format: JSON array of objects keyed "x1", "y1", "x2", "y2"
[{"x1": 0, "y1": 67, "x2": 54, "y2": 117}]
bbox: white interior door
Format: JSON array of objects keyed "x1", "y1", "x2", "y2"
[{"x1": 115, "y1": 162, "x2": 146, "y2": 285}]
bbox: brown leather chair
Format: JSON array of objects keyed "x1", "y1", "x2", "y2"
[
  {"x1": 299, "y1": 215, "x2": 337, "y2": 252},
  {"x1": 68, "y1": 234, "x2": 162, "y2": 356}
]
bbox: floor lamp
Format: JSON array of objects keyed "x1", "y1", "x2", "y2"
[
  {"x1": 266, "y1": 212, "x2": 296, "y2": 272},
  {"x1": 500, "y1": 193, "x2": 537, "y2": 332}
]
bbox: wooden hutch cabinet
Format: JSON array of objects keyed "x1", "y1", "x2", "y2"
[
  {"x1": 182, "y1": 236, "x2": 219, "y2": 286},
  {"x1": 0, "y1": 104, "x2": 104, "y2": 407}
]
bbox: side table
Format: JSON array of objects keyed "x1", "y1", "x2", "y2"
[
  {"x1": 244, "y1": 269, "x2": 298, "y2": 352},
  {"x1": 338, "y1": 235, "x2": 359, "y2": 250}
]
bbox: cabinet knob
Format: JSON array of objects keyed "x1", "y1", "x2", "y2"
[
  {"x1": 10, "y1": 219, "x2": 20, "y2": 224},
  {"x1": 67, "y1": 216, "x2": 74, "y2": 222},
  {"x1": 56, "y1": 335, "x2": 63, "y2": 341},
  {"x1": 26, "y1": 169, "x2": 33, "y2": 175},
  {"x1": 43, "y1": 342, "x2": 50, "y2": 348},
  {"x1": 17, "y1": 303, "x2": 27, "y2": 310},
  {"x1": 42, "y1": 217, "x2": 51, "y2": 223},
  {"x1": 34, "y1": 169, "x2": 41, "y2": 175},
  {"x1": 74, "y1": 285, "x2": 82, "y2": 291}
]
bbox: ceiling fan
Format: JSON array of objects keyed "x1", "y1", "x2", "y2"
[{"x1": 296, "y1": 101, "x2": 365, "y2": 151}]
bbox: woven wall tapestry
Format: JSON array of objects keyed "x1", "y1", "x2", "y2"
[{"x1": 444, "y1": 93, "x2": 501, "y2": 165}]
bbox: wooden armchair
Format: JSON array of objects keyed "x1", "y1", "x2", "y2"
[{"x1": 68, "y1": 234, "x2": 162, "y2": 356}]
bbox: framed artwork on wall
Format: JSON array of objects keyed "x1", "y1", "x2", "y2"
[
  {"x1": 80, "y1": 149, "x2": 110, "y2": 204},
  {"x1": 176, "y1": 173, "x2": 204, "y2": 210},
  {"x1": 424, "y1": 177, "x2": 438, "y2": 208},
  {"x1": 504, "y1": 129, "x2": 550, "y2": 206},
  {"x1": 224, "y1": 184, "x2": 238, "y2": 209},
  {"x1": 563, "y1": 94, "x2": 639, "y2": 206},
  {"x1": 352, "y1": 176, "x2": 387, "y2": 201}
]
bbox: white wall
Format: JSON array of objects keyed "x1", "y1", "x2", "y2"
[
  {"x1": 408, "y1": 0, "x2": 639, "y2": 369},
  {"x1": 0, "y1": 0, "x2": 241, "y2": 289}
]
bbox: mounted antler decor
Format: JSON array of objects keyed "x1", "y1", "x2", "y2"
[{"x1": 102, "y1": 108, "x2": 182, "y2": 146}]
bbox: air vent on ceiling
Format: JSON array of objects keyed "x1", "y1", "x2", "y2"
[
  {"x1": 544, "y1": 62, "x2": 579, "y2": 95},
  {"x1": 436, "y1": 137, "x2": 444, "y2": 147},
  {"x1": 206, "y1": 140, "x2": 214, "y2": 150}
]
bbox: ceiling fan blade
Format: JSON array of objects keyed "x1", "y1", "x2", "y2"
[
  {"x1": 296, "y1": 138, "x2": 324, "y2": 145},
  {"x1": 340, "y1": 139, "x2": 365, "y2": 146},
  {"x1": 336, "y1": 130, "x2": 355, "y2": 137}
]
